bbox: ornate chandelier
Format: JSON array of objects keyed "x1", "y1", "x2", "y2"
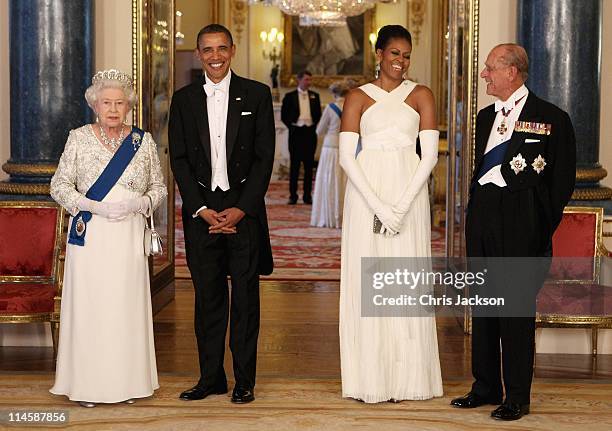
[{"x1": 248, "y1": 1, "x2": 391, "y2": 26}]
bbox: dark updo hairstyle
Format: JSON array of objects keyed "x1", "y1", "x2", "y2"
[{"x1": 374, "y1": 25, "x2": 412, "y2": 51}]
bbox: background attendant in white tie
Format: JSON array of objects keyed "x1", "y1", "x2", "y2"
[
  {"x1": 451, "y1": 43, "x2": 575, "y2": 421},
  {"x1": 281, "y1": 70, "x2": 322, "y2": 204},
  {"x1": 310, "y1": 81, "x2": 349, "y2": 228},
  {"x1": 169, "y1": 24, "x2": 275, "y2": 404}
]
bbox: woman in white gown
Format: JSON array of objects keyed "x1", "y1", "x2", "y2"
[
  {"x1": 49, "y1": 69, "x2": 167, "y2": 407},
  {"x1": 338, "y1": 25, "x2": 443, "y2": 403},
  {"x1": 311, "y1": 81, "x2": 348, "y2": 228}
]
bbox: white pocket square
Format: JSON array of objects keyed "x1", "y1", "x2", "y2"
[
  {"x1": 525, "y1": 138, "x2": 540, "y2": 143},
  {"x1": 241, "y1": 111, "x2": 252, "y2": 116}
]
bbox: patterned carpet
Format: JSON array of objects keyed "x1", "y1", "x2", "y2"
[
  {"x1": 175, "y1": 181, "x2": 446, "y2": 280},
  {"x1": 2, "y1": 374, "x2": 611, "y2": 430}
]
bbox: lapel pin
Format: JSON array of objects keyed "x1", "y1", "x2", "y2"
[{"x1": 236, "y1": 97, "x2": 241, "y2": 101}]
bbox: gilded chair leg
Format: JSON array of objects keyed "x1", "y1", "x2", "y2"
[
  {"x1": 50, "y1": 322, "x2": 60, "y2": 358},
  {"x1": 591, "y1": 326, "x2": 598, "y2": 357}
]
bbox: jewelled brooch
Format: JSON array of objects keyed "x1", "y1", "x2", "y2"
[{"x1": 132, "y1": 132, "x2": 142, "y2": 151}]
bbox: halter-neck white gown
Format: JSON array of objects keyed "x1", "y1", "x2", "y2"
[{"x1": 339, "y1": 80, "x2": 443, "y2": 403}]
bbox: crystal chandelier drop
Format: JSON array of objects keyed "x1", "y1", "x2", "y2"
[{"x1": 248, "y1": 1, "x2": 381, "y2": 26}]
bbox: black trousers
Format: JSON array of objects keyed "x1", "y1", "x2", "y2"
[
  {"x1": 182, "y1": 187, "x2": 261, "y2": 390},
  {"x1": 288, "y1": 125, "x2": 317, "y2": 201},
  {"x1": 465, "y1": 184, "x2": 538, "y2": 405}
]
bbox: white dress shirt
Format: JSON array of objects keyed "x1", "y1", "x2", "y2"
[
  {"x1": 478, "y1": 85, "x2": 529, "y2": 187},
  {"x1": 193, "y1": 71, "x2": 232, "y2": 217},
  {"x1": 295, "y1": 87, "x2": 313, "y2": 127}
]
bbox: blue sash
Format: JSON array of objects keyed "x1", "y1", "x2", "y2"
[
  {"x1": 68, "y1": 127, "x2": 145, "y2": 246},
  {"x1": 329, "y1": 103, "x2": 342, "y2": 118},
  {"x1": 476, "y1": 140, "x2": 510, "y2": 181}
]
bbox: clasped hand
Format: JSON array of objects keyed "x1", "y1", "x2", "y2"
[
  {"x1": 375, "y1": 203, "x2": 402, "y2": 236},
  {"x1": 375, "y1": 197, "x2": 415, "y2": 237},
  {"x1": 78, "y1": 196, "x2": 149, "y2": 221},
  {"x1": 199, "y1": 207, "x2": 245, "y2": 234}
]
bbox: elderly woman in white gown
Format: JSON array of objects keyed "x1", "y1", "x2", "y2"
[
  {"x1": 49, "y1": 69, "x2": 167, "y2": 407},
  {"x1": 310, "y1": 81, "x2": 349, "y2": 228}
]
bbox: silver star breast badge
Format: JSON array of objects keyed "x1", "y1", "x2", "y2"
[
  {"x1": 532, "y1": 154, "x2": 546, "y2": 174},
  {"x1": 510, "y1": 153, "x2": 527, "y2": 174}
]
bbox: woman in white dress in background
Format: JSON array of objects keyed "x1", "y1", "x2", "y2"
[
  {"x1": 338, "y1": 25, "x2": 443, "y2": 403},
  {"x1": 310, "y1": 81, "x2": 349, "y2": 228},
  {"x1": 50, "y1": 69, "x2": 167, "y2": 407}
]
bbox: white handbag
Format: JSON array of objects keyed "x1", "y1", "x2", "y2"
[{"x1": 144, "y1": 213, "x2": 163, "y2": 256}]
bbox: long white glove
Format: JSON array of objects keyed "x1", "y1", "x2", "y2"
[
  {"x1": 77, "y1": 196, "x2": 149, "y2": 220},
  {"x1": 339, "y1": 131, "x2": 401, "y2": 234},
  {"x1": 392, "y1": 129, "x2": 439, "y2": 219},
  {"x1": 121, "y1": 196, "x2": 150, "y2": 215}
]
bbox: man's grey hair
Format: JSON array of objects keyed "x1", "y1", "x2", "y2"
[{"x1": 494, "y1": 43, "x2": 529, "y2": 82}]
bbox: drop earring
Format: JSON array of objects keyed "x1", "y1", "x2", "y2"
[{"x1": 375, "y1": 62, "x2": 380, "y2": 79}]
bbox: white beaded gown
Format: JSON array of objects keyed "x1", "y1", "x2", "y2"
[
  {"x1": 49, "y1": 125, "x2": 167, "y2": 403},
  {"x1": 339, "y1": 81, "x2": 443, "y2": 403},
  {"x1": 311, "y1": 101, "x2": 346, "y2": 228}
]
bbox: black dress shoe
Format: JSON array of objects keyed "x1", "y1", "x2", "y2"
[
  {"x1": 179, "y1": 383, "x2": 228, "y2": 401},
  {"x1": 231, "y1": 386, "x2": 255, "y2": 404},
  {"x1": 288, "y1": 198, "x2": 297, "y2": 205},
  {"x1": 303, "y1": 197, "x2": 312, "y2": 205},
  {"x1": 491, "y1": 403, "x2": 530, "y2": 420},
  {"x1": 450, "y1": 392, "x2": 501, "y2": 408}
]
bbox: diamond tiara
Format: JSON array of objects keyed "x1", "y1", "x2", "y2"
[{"x1": 92, "y1": 69, "x2": 133, "y2": 87}]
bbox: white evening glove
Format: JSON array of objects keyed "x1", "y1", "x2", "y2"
[
  {"x1": 339, "y1": 131, "x2": 401, "y2": 234},
  {"x1": 77, "y1": 196, "x2": 148, "y2": 220},
  {"x1": 120, "y1": 196, "x2": 150, "y2": 214},
  {"x1": 392, "y1": 130, "x2": 439, "y2": 220},
  {"x1": 106, "y1": 196, "x2": 150, "y2": 219},
  {"x1": 77, "y1": 196, "x2": 126, "y2": 220}
]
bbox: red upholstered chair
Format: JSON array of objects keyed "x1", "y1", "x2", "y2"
[
  {"x1": 0, "y1": 201, "x2": 65, "y2": 356},
  {"x1": 536, "y1": 206, "x2": 612, "y2": 356}
]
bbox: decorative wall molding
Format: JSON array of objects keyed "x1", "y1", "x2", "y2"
[
  {"x1": 230, "y1": 0, "x2": 248, "y2": 44},
  {"x1": 408, "y1": 0, "x2": 426, "y2": 45}
]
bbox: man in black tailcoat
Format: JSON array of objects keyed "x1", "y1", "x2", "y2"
[
  {"x1": 169, "y1": 24, "x2": 275, "y2": 404},
  {"x1": 451, "y1": 43, "x2": 576, "y2": 421}
]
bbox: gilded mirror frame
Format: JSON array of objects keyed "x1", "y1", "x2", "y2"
[
  {"x1": 445, "y1": 0, "x2": 480, "y2": 332},
  {"x1": 280, "y1": 9, "x2": 376, "y2": 87},
  {"x1": 446, "y1": 0, "x2": 479, "y2": 258},
  {"x1": 132, "y1": 0, "x2": 176, "y2": 292}
]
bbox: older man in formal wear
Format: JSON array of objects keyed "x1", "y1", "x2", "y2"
[
  {"x1": 281, "y1": 70, "x2": 322, "y2": 204},
  {"x1": 451, "y1": 43, "x2": 576, "y2": 420},
  {"x1": 169, "y1": 24, "x2": 275, "y2": 404}
]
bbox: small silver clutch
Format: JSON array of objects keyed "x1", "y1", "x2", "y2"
[{"x1": 144, "y1": 214, "x2": 163, "y2": 256}]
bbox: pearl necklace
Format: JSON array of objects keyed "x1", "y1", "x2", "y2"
[{"x1": 99, "y1": 124, "x2": 126, "y2": 151}]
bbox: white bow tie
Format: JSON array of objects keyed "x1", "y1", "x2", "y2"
[
  {"x1": 204, "y1": 82, "x2": 224, "y2": 97},
  {"x1": 495, "y1": 98, "x2": 515, "y2": 113}
]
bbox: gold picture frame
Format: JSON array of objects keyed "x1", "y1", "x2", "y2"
[
  {"x1": 280, "y1": 10, "x2": 376, "y2": 88},
  {"x1": 133, "y1": 0, "x2": 176, "y2": 304},
  {"x1": 444, "y1": 0, "x2": 480, "y2": 334}
]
